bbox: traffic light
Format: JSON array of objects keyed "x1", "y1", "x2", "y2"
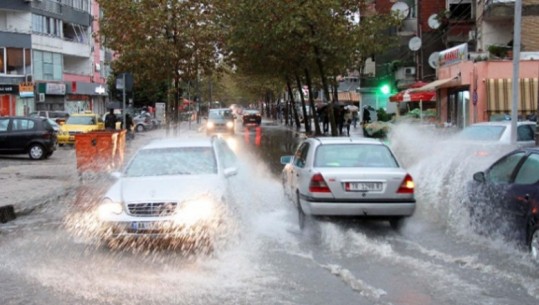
[{"x1": 379, "y1": 83, "x2": 391, "y2": 95}]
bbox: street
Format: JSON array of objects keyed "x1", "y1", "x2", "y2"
[{"x1": 1, "y1": 121, "x2": 538, "y2": 305}]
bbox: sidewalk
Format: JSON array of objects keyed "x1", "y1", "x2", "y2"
[{"x1": 0, "y1": 122, "x2": 202, "y2": 223}]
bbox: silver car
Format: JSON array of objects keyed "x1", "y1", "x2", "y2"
[
  {"x1": 97, "y1": 137, "x2": 239, "y2": 250},
  {"x1": 281, "y1": 137, "x2": 415, "y2": 230}
]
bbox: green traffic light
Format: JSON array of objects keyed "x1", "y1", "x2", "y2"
[{"x1": 380, "y1": 84, "x2": 390, "y2": 95}]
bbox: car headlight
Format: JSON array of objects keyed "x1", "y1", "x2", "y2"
[
  {"x1": 98, "y1": 198, "x2": 123, "y2": 218},
  {"x1": 207, "y1": 121, "x2": 215, "y2": 129},
  {"x1": 226, "y1": 121, "x2": 234, "y2": 128},
  {"x1": 174, "y1": 198, "x2": 216, "y2": 226}
]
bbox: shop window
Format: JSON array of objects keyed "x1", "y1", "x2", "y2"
[{"x1": 0, "y1": 48, "x2": 4, "y2": 74}]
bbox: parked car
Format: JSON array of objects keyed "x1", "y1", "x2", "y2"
[
  {"x1": 205, "y1": 108, "x2": 235, "y2": 136},
  {"x1": 0, "y1": 116, "x2": 57, "y2": 160},
  {"x1": 57, "y1": 111, "x2": 104, "y2": 145},
  {"x1": 96, "y1": 137, "x2": 239, "y2": 250},
  {"x1": 29, "y1": 110, "x2": 70, "y2": 125},
  {"x1": 280, "y1": 137, "x2": 415, "y2": 230},
  {"x1": 133, "y1": 112, "x2": 154, "y2": 132},
  {"x1": 453, "y1": 121, "x2": 536, "y2": 147},
  {"x1": 242, "y1": 109, "x2": 262, "y2": 127},
  {"x1": 465, "y1": 147, "x2": 539, "y2": 261}
]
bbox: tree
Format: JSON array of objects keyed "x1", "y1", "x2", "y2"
[{"x1": 97, "y1": 0, "x2": 225, "y2": 127}]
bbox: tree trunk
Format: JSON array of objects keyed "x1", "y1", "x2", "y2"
[
  {"x1": 295, "y1": 74, "x2": 310, "y2": 134},
  {"x1": 305, "y1": 68, "x2": 321, "y2": 136},
  {"x1": 286, "y1": 79, "x2": 301, "y2": 129}
]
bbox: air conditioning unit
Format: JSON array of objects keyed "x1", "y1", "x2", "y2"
[
  {"x1": 404, "y1": 67, "x2": 416, "y2": 76},
  {"x1": 39, "y1": 93, "x2": 45, "y2": 102}
]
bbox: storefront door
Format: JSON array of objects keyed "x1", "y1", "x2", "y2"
[{"x1": 447, "y1": 87, "x2": 470, "y2": 129}]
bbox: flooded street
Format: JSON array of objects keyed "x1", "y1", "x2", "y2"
[{"x1": 1, "y1": 122, "x2": 538, "y2": 305}]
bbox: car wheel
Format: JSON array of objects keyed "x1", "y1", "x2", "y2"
[
  {"x1": 28, "y1": 144, "x2": 45, "y2": 160},
  {"x1": 136, "y1": 124, "x2": 145, "y2": 132},
  {"x1": 530, "y1": 227, "x2": 539, "y2": 261},
  {"x1": 389, "y1": 217, "x2": 405, "y2": 231}
]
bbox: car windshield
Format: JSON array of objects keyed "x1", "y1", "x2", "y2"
[
  {"x1": 124, "y1": 147, "x2": 217, "y2": 177},
  {"x1": 315, "y1": 143, "x2": 398, "y2": 168},
  {"x1": 66, "y1": 116, "x2": 96, "y2": 125},
  {"x1": 456, "y1": 125, "x2": 505, "y2": 141},
  {"x1": 209, "y1": 110, "x2": 233, "y2": 120}
]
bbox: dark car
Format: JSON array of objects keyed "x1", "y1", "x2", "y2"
[
  {"x1": 29, "y1": 110, "x2": 70, "y2": 125},
  {"x1": 242, "y1": 109, "x2": 262, "y2": 127},
  {"x1": 0, "y1": 116, "x2": 58, "y2": 160},
  {"x1": 465, "y1": 147, "x2": 539, "y2": 261}
]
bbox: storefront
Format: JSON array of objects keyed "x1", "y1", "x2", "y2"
[
  {"x1": 66, "y1": 81, "x2": 108, "y2": 115},
  {"x1": 35, "y1": 82, "x2": 66, "y2": 112},
  {"x1": 412, "y1": 43, "x2": 539, "y2": 128}
]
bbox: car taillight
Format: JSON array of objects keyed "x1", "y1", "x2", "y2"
[
  {"x1": 309, "y1": 173, "x2": 331, "y2": 193},
  {"x1": 397, "y1": 174, "x2": 414, "y2": 194}
]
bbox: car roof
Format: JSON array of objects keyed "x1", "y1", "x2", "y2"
[
  {"x1": 142, "y1": 138, "x2": 215, "y2": 150},
  {"x1": 311, "y1": 137, "x2": 386, "y2": 145}
]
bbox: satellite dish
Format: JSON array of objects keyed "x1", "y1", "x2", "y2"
[
  {"x1": 391, "y1": 2, "x2": 410, "y2": 20},
  {"x1": 428, "y1": 14, "x2": 441, "y2": 29},
  {"x1": 428, "y1": 52, "x2": 440, "y2": 69},
  {"x1": 408, "y1": 36, "x2": 422, "y2": 51}
]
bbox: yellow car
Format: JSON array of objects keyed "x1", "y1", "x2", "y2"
[{"x1": 58, "y1": 111, "x2": 105, "y2": 145}]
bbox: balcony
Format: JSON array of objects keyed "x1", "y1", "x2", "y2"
[
  {"x1": 484, "y1": 0, "x2": 516, "y2": 21},
  {"x1": 32, "y1": 34, "x2": 90, "y2": 58}
]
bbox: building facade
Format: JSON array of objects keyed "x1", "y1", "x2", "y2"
[{"x1": 0, "y1": 0, "x2": 110, "y2": 117}]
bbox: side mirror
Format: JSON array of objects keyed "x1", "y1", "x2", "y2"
[
  {"x1": 280, "y1": 155, "x2": 293, "y2": 165},
  {"x1": 223, "y1": 167, "x2": 238, "y2": 177},
  {"x1": 473, "y1": 171, "x2": 486, "y2": 183}
]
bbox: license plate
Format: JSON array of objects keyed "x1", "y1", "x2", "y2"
[
  {"x1": 345, "y1": 182, "x2": 383, "y2": 192},
  {"x1": 131, "y1": 221, "x2": 158, "y2": 231}
]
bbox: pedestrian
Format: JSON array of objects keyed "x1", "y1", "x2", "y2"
[
  {"x1": 352, "y1": 110, "x2": 359, "y2": 129},
  {"x1": 336, "y1": 106, "x2": 345, "y2": 135},
  {"x1": 104, "y1": 108, "x2": 117, "y2": 130},
  {"x1": 344, "y1": 108, "x2": 352, "y2": 136},
  {"x1": 362, "y1": 105, "x2": 371, "y2": 127},
  {"x1": 122, "y1": 113, "x2": 135, "y2": 140}
]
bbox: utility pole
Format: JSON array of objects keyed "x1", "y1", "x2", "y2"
[{"x1": 511, "y1": 0, "x2": 522, "y2": 144}]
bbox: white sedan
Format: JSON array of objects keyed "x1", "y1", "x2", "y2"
[
  {"x1": 97, "y1": 137, "x2": 239, "y2": 251},
  {"x1": 281, "y1": 137, "x2": 415, "y2": 230}
]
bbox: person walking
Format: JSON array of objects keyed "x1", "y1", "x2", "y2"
[
  {"x1": 344, "y1": 108, "x2": 352, "y2": 136},
  {"x1": 104, "y1": 109, "x2": 117, "y2": 130},
  {"x1": 362, "y1": 105, "x2": 371, "y2": 127}
]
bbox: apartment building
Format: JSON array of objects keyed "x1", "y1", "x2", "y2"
[{"x1": 0, "y1": 0, "x2": 110, "y2": 117}]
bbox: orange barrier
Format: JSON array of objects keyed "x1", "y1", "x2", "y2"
[{"x1": 75, "y1": 130, "x2": 125, "y2": 173}]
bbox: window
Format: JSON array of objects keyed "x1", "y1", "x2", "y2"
[
  {"x1": 0, "y1": 48, "x2": 29, "y2": 75},
  {"x1": 315, "y1": 144, "x2": 398, "y2": 168},
  {"x1": 12, "y1": 119, "x2": 35, "y2": 131},
  {"x1": 294, "y1": 143, "x2": 310, "y2": 168},
  {"x1": 0, "y1": 118, "x2": 8, "y2": 132},
  {"x1": 33, "y1": 50, "x2": 63, "y2": 81},
  {"x1": 514, "y1": 153, "x2": 539, "y2": 184},
  {"x1": 32, "y1": 14, "x2": 62, "y2": 37},
  {"x1": 487, "y1": 152, "x2": 526, "y2": 184},
  {"x1": 517, "y1": 125, "x2": 535, "y2": 142}
]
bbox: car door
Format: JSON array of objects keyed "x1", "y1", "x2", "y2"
[
  {"x1": 517, "y1": 124, "x2": 536, "y2": 147},
  {"x1": 290, "y1": 142, "x2": 311, "y2": 197},
  {"x1": 480, "y1": 151, "x2": 528, "y2": 238},
  {"x1": 0, "y1": 118, "x2": 11, "y2": 152},
  {"x1": 10, "y1": 118, "x2": 36, "y2": 152},
  {"x1": 506, "y1": 152, "x2": 539, "y2": 241}
]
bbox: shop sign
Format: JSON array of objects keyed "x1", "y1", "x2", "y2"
[
  {"x1": 0, "y1": 85, "x2": 18, "y2": 94},
  {"x1": 19, "y1": 82, "x2": 34, "y2": 98},
  {"x1": 438, "y1": 43, "x2": 468, "y2": 67},
  {"x1": 46, "y1": 83, "x2": 66, "y2": 95}
]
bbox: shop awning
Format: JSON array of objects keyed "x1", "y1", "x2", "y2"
[
  {"x1": 389, "y1": 81, "x2": 436, "y2": 102},
  {"x1": 408, "y1": 77, "x2": 459, "y2": 92},
  {"x1": 337, "y1": 91, "x2": 360, "y2": 102},
  {"x1": 486, "y1": 78, "x2": 538, "y2": 114}
]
